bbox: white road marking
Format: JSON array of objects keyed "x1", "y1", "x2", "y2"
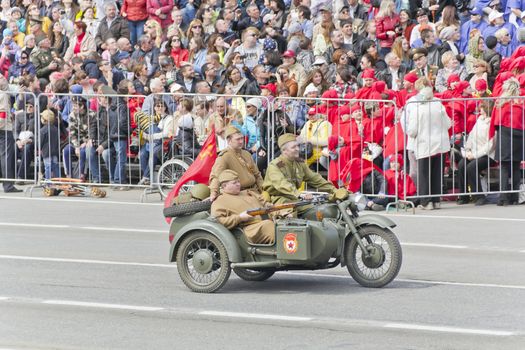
[
  {"x1": 281, "y1": 272, "x2": 525, "y2": 290},
  {"x1": 384, "y1": 322, "x2": 514, "y2": 336},
  {"x1": 0, "y1": 222, "x2": 69, "y2": 229},
  {"x1": 42, "y1": 300, "x2": 164, "y2": 312},
  {"x1": 0, "y1": 222, "x2": 165, "y2": 234},
  {"x1": 0, "y1": 255, "x2": 174, "y2": 268},
  {"x1": 396, "y1": 278, "x2": 525, "y2": 290},
  {"x1": 199, "y1": 310, "x2": 312, "y2": 322},
  {"x1": 0, "y1": 195, "x2": 162, "y2": 206},
  {"x1": 386, "y1": 213, "x2": 525, "y2": 223},
  {"x1": 0, "y1": 297, "x2": 517, "y2": 337},
  {"x1": 80, "y1": 226, "x2": 164, "y2": 233},
  {"x1": 402, "y1": 242, "x2": 467, "y2": 249},
  {"x1": 2, "y1": 255, "x2": 525, "y2": 291}
]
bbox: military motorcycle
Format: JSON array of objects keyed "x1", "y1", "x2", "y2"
[{"x1": 163, "y1": 192, "x2": 402, "y2": 293}]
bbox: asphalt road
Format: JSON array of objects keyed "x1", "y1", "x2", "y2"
[{"x1": 1, "y1": 188, "x2": 525, "y2": 349}]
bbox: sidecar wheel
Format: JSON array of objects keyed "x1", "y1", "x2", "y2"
[
  {"x1": 234, "y1": 268, "x2": 275, "y2": 281},
  {"x1": 176, "y1": 231, "x2": 231, "y2": 293},
  {"x1": 344, "y1": 226, "x2": 402, "y2": 288}
]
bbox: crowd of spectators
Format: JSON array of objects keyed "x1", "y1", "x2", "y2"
[{"x1": 0, "y1": 0, "x2": 524, "y2": 205}]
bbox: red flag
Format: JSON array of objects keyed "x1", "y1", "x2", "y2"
[{"x1": 164, "y1": 128, "x2": 217, "y2": 223}]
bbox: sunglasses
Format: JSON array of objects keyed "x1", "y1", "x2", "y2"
[{"x1": 192, "y1": 25, "x2": 203, "y2": 29}]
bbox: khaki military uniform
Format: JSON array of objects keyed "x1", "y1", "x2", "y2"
[
  {"x1": 211, "y1": 190, "x2": 275, "y2": 244},
  {"x1": 263, "y1": 155, "x2": 336, "y2": 204},
  {"x1": 410, "y1": 65, "x2": 439, "y2": 85},
  {"x1": 209, "y1": 147, "x2": 263, "y2": 198},
  {"x1": 30, "y1": 48, "x2": 54, "y2": 79}
]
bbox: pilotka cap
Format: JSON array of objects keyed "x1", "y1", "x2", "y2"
[
  {"x1": 219, "y1": 169, "x2": 240, "y2": 183},
  {"x1": 277, "y1": 133, "x2": 297, "y2": 149},
  {"x1": 224, "y1": 125, "x2": 242, "y2": 139}
]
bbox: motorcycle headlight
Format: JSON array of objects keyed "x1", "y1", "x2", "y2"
[{"x1": 351, "y1": 193, "x2": 368, "y2": 212}]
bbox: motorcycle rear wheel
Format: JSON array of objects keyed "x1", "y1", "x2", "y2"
[
  {"x1": 344, "y1": 225, "x2": 402, "y2": 288},
  {"x1": 233, "y1": 268, "x2": 275, "y2": 281}
]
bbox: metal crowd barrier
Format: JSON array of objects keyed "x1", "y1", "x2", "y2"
[
  {"x1": 272, "y1": 96, "x2": 402, "y2": 210},
  {"x1": 25, "y1": 92, "x2": 146, "y2": 196},
  {"x1": 401, "y1": 96, "x2": 525, "y2": 206},
  {"x1": 0, "y1": 90, "x2": 39, "y2": 189},
  {"x1": 140, "y1": 92, "x2": 272, "y2": 200},
  {"x1": 3, "y1": 88, "x2": 523, "y2": 207}
]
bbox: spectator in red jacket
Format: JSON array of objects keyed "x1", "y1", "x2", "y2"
[
  {"x1": 147, "y1": 0, "x2": 174, "y2": 29},
  {"x1": 122, "y1": 0, "x2": 148, "y2": 46},
  {"x1": 166, "y1": 34, "x2": 189, "y2": 68},
  {"x1": 375, "y1": 0, "x2": 400, "y2": 58}
]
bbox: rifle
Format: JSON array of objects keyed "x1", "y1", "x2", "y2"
[{"x1": 246, "y1": 200, "x2": 311, "y2": 217}]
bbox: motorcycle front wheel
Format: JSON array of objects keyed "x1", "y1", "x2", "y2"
[{"x1": 344, "y1": 225, "x2": 402, "y2": 288}]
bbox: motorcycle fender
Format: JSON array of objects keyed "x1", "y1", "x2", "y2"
[
  {"x1": 169, "y1": 219, "x2": 243, "y2": 263},
  {"x1": 354, "y1": 214, "x2": 397, "y2": 230}
]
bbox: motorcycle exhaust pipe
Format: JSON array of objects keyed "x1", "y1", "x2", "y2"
[{"x1": 231, "y1": 261, "x2": 282, "y2": 269}]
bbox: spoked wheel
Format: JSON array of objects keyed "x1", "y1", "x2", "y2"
[
  {"x1": 234, "y1": 268, "x2": 275, "y2": 282},
  {"x1": 157, "y1": 158, "x2": 192, "y2": 198},
  {"x1": 176, "y1": 231, "x2": 231, "y2": 293},
  {"x1": 344, "y1": 226, "x2": 402, "y2": 288}
]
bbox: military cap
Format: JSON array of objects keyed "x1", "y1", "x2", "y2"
[
  {"x1": 224, "y1": 125, "x2": 242, "y2": 139},
  {"x1": 277, "y1": 133, "x2": 297, "y2": 149},
  {"x1": 190, "y1": 183, "x2": 210, "y2": 200},
  {"x1": 218, "y1": 169, "x2": 239, "y2": 183},
  {"x1": 411, "y1": 47, "x2": 428, "y2": 61}
]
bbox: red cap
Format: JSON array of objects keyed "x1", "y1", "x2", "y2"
[
  {"x1": 475, "y1": 79, "x2": 487, "y2": 91},
  {"x1": 373, "y1": 81, "x2": 387, "y2": 94},
  {"x1": 350, "y1": 104, "x2": 362, "y2": 114},
  {"x1": 308, "y1": 106, "x2": 321, "y2": 115},
  {"x1": 500, "y1": 58, "x2": 512, "y2": 72},
  {"x1": 403, "y1": 72, "x2": 418, "y2": 84},
  {"x1": 388, "y1": 153, "x2": 403, "y2": 167},
  {"x1": 455, "y1": 81, "x2": 471, "y2": 95},
  {"x1": 283, "y1": 50, "x2": 296, "y2": 58},
  {"x1": 338, "y1": 105, "x2": 351, "y2": 115},
  {"x1": 362, "y1": 68, "x2": 376, "y2": 80},
  {"x1": 510, "y1": 57, "x2": 525, "y2": 71},
  {"x1": 344, "y1": 91, "x2": 355, "y2": 100},
  {"x1": 447, "y1": 74, "x2": 461, "y2": 87},
  {"x1": 511, "y1": 46, "x2": 525, "y2": 60},
  {"x1": 321, "y1": 89, "x2": 339, "y2": 100},
  {"x1": 260, "y1": 83, "x2": 277, "y2": 96}
]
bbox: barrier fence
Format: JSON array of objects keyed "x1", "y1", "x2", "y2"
[
  {"x1": 0, "y1": 91, "x2": 39, "y2": 189},
  {"x1": 402, "y1": 96, "x2": 525, "y2": 207},
  {"x1": 1, "y1": 89, "x2": 524, "y2": 207}
]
